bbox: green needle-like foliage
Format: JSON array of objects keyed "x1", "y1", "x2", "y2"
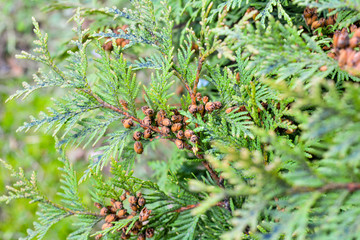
[{"x1": 1, "y1": 0, "x2": 360, "y2": 239}]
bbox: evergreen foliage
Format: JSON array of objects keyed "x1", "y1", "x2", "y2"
[{"x1": 2, "y1": 0, "x2": 360, "y2": 239}]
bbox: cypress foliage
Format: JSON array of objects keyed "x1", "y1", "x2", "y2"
[{"x1": 1, "y1": 0, "x2": 360, "y2": 239}]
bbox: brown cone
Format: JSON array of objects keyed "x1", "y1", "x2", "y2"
[{"x1": 134, "y1": 141, "x2": 144, "y2": 154}]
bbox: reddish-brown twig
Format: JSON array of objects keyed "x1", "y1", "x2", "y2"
[
  {"x1": 174, "y1": 201, "x2": 225, "y2": 213},
  {"x1": 167, "y1": 140, "x2": 222, "y2": 188},
  {"x1": 197, "y1": 155, "x2": 222, "y2": 187},
  {"x1": 172, "y1": 67, "x2": 193, "y2": 97},
  {"x1": 81, "y1": 88, "x2": 161, "y2": 134},
  {"x1": 192, "y1": 56, "x2": 205, "y2": 105},
  {"x1": 174, "y1": 203, "x2": 200, "y2": 212},
  {"x1": 290, "y1": 182, "x2": 360, "y2": 194},
  {"x1": 44, "y1": 198, "x2": 102, "y2": 217}
]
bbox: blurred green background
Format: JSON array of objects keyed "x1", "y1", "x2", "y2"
[
  {"x1": 0, "y1": 1, "x2": 123, "y2": 239},
  {"x1": 0, "y1": 0, "x2": 195, "y2": 238}
]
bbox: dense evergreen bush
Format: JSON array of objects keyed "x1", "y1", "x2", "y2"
[{"x1": 2, "y1": 0, "x2": 360, "y2": 239}]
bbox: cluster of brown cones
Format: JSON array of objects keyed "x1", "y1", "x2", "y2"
[
  {"x1": 302, "y1": 6, "x2": 360, "y2": 75},
  {"x1": 303, "y1": 7, "x2": 337, "y2": 30},
  {"x1": 120, "y1": 93, "x2": 222, "y2": 155},
  {"x1": 328, "y1": 27, "x2": 360, "y2": 75},
  {"x1": 94, "y1": 192, "x2": 154, "y2": 240},
  {"x1": 102, "y1": 25, "x2": 130, "y2": 51}
]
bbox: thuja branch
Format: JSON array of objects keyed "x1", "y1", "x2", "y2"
[{"x1": 80, "y1": 87, "x2": 224, "y2": 192}]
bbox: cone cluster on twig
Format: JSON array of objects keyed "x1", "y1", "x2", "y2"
[
  {"x1": 120, "y1": 93, "x2": 223, "y2": 155},
  {"x1": 303, "y1": 6, "x2": 360, "y2": 75},
  {"x1": 328, "y1": 26, "x2": 360, "y2": 75},
  {"x1": 94, "y1": 192, "x2": 154, "y2": 240},
  {"x1": 303, "y1": 7, "x2": 337, "y2": 30}
]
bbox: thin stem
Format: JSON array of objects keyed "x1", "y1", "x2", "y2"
[
  {"x1": 290, "y1": 182, "x2": 360, "y2": 194},
  {"x1": 174, "y1": 203, "x2": 200, "y2": 212},
  {"x1": 168, "y1": 140, "x2": 222, "y2": 188},
  {"x1": 44, "y1": 199, "x2": 102, "y2": 217},
  {"x1": 199, "y1": 157, "x2": 222, "y2": 187},
  {"x1": 192, "y1": 56, "x2": 205, "y2": 105},
  {"x1": 80, "y1": 88, "x2": 161, "y2": 134},
  {"x1": 174, "y1": 201, "x2": 225, "y2": 213},
  {"x1": 196, "y1": 154, "x2": 231, "y2": 212},
  {"x1": 167, "y1": 139, "x2": 223, "y2": 188},
  {"x1": 172, "y1": 66, "x2": 193, "y2": 96}
]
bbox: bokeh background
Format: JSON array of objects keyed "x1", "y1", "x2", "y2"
[
  {"x1": 0, "y1": 0, "x2": 124, "y2": 239},
  {"x1": 0, "y1": 0, "x2": 198, "y2": 238}
]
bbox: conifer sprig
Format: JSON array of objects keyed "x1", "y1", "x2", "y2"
[
  {"x1": 0, "y1": 158, "x2": 101, "y2": 240},
  {"x1": 3, "y1": 0, "x2": 360, "y2": 239}
]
